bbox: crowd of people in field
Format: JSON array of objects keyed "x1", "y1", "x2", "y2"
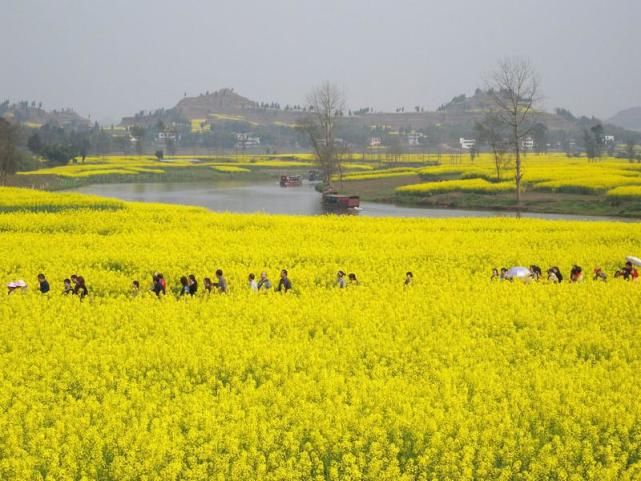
[
  {"x1": 7, "y1": 274, "x2": 89, "y2": 297},
  {"x1": 5, "y1": 270, "x2": 416, "y2": 298},
  {"x1": 491, "y1": 260, "x2": 640, "y2": 283},
  {"x1": 8, "y1": 260, "x2": 639, "y2": 297},
  {"x1": 144, "y1": 270, "x2": 294, "y2": 297}
]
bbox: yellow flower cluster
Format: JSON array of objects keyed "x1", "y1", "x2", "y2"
[
  {"x1": 18, "y1": 155, "x2": 315, "y2": 179},
  {"x1": 607, "y1": 185, "x2": 641, "y2": 198},
  {"x1": 397, "y1": 178, "x2": 514, "y2": 195},
  {"x1": 211, "y1": 165, "x2": 251, "y2": 173},
  {"x1": 1, "y1": 187, "x2": 641, "y2": 480},
  {"x1": 407, "y1": 155, "x2": 641, "y2": 197},
  {"x1": 337, "y1": 167, "x2": 418, "y2": 182}
]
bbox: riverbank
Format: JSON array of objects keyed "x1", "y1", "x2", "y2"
[
  {"x1": 333, "y1": 175, "x2": 641, "y2": 219},
  {"x1": 8, "y1": 153, "x2": 641, "y2": 219},
  {"x1": 10, "y1": 168, "x2": 641, "y2": 219},
  {"x1": 8, "y1": 165, "x2": 309, "y2": 191}
]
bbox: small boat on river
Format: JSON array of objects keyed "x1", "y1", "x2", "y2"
[
  {"x1": 322, "y1": 190, "x2": 360, "y2": 210},
  {"x1": 280, "y1": 175, "x2": 303, "y2": 187}
]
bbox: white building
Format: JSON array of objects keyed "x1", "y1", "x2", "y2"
[
  {"x1": 369, "y1": 137, "x2": 382, "y2": 147},
  {"x1": 407, "y1": 132, "x2": 425, "y2": 146},
  {"x1": 459, "y1": 138, "x2": 476, "y2": 150},
  {"x1": 156, "y1": 131, "x2": 178, "y2": 142},
  {"x1": 604, "y1": 135, "x2": 615, "y2": 145},
  {"x1": 235, "y1": 133, "x2": 261, "y2": 148},
  {"x1": 521, "y1": 137, "x2": 534, "y2": 150}
]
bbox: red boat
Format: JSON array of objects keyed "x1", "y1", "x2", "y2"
[
  {"x1": 322, "y1": 191, "x2": 360, "y2": 209},
  {"x1": 280, "y1": 175, "x2": 303, "y2": 187}
]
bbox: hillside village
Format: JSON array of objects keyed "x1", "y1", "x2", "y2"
[{"x1": 2, "y1": 88, "x2": 639, "y2": 158}]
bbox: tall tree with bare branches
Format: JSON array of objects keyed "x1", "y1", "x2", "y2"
[
  {"x1": 299, "y1": 82, "x2": 345, "y2": 186},
  {"x1": 475, "y1": 112, "x2": 511, "y2": 181},
  {"x1": 0, "y1": 118, "x2": 20, "y2": 185},
  {"x1": 486, "y1": 57, "x2": 540, "y2": 205}
]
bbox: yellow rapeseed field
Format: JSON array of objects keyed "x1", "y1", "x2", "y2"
[
  {"x1": 211, "y1": 165, "x2": 251, "y2": 173},
  {"x1": 406, "y1": 155, "x2": 641, "y2": 197},
  {"x1": 1, "y1": 187, "x2": 641, "y2": 480},
  {"x1": 397, "y1": 178, "x2": 514, "y2": 195}
]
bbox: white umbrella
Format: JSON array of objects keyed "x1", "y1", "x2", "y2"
[
  {"x1": 506, "y1": 266, "x2": 532, "y2": 280},
  {"x1": 626, "y1": 256, "x2": 641, "y2": 267}
]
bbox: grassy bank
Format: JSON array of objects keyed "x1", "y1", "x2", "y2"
[
  {"x1": 329, "y1": 154, "x2": 641, "y2": 218},
  {"x1": 334, "y1": 175, "x2": 641, "y2": 217},
  {"x1": 10, "y1": 154, "x2": 319, "y2": 190}
]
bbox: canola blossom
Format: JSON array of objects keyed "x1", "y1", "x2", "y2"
[
  {"x1": 17, "y1": 155, "x2": 315, "y2": 179},
  {"x1": 607, "y1": 185, "x2": 641, "y2": 198},
  {"x1": 1, "y1": 187, "x2": 641, "y2": 480},
  {"x1": 336, "y1": 168, "x2": 418, "y2": 182},
  {"x1": 211, "y1": 165, "x2": 251, "y2": 173},
  {"x1": 397, "y1": 178, "x2": 514, "y2": 195},
  {"x1": 408, "y1": 155, "x2": 641, "y2": 197}
]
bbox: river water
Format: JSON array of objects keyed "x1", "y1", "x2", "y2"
[{"x1": 70, "y1": 180, "x2": 635, "y2": 221}]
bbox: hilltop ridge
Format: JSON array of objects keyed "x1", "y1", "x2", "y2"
[
  {"x1": 609, "y1": 107, "x2": 641, "y2": 132},
  {"x1": 0, "y1": 100, "x2": 90, "y2": 129}
]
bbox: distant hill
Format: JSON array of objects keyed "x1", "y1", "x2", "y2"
[
  {"x1": 120, "y1": 88, "x2": 578, "y2": 132},
  {"x1": 120, "y1": 88, "x2": 300, "y2": 128},
  {"x1": 175, "y1": 88, "x2": 258, "y2": 118},
  {"x1": 609, "y1": 107, "x2": 641, "y2": 131},
  {"x1": 117, "y1": 88, "x2": 641, "y2": 152},
  {"x1": 0, "y1": 100, "x2": 91, "y2": 129}
]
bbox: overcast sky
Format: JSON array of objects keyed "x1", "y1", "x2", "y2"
[{"x1": 2, "y1": 0, "x2": 640, "y2": 123}]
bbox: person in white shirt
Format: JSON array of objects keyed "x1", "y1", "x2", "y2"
[{"x1": 248, "y1": 273, "x2": 258, "y2": 292}]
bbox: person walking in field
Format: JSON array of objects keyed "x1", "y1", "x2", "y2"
[
  {"x1": 547, "y1": 266, "x2": 563, "y2": 283},
  {"x1": 214, "y1": 269, "x2": 228, "y2": 293},
  {"x1": 37, "y1": 273, "x2": 50, "y2": 294},
  {"x1": 203, "y1": 277, "x2": 213, "y2": 293},
  {"x1": 404, "y1": 272, "x2": 413, "y2": 286},
  {"x1": 188, "y1": 274, "x2": 198, "y2": 296},
  {"x1": 179, "y1": 276, "x2": 190, "y2": 297},
  {"x1": 257, "y1": 272, "x2": 272, "y2": 291},
  {"x1": 62, "y1": 278, "x2": 74, "y2": 295},
  {"x1": 74, "y1": 276, "x2": 88, "y2": 299},
  {"x1": 248, "y1": 273, "x2": 258, "y2": 292},
  {"x1": 151, "y1": 274, "x2": 163, "y2": 297},
  {"x1": 348, "y1": 273, "x2": 359, "y2": 286},
  {"x1": 570, "y1": 265, "x2": 584, "y2": 282},
  {"x1": 276, "y1": 269, "x2": 292, "y2": 293},
  {"x1": 593, "y1": 268, "x2": 607, "y2": 282},
  {"x1": 622, "y1": 261, "x2": 639, "y2": 281},
  {"x1": 337, "y1": 271, "x2": 346, "y2": 289},
  {"x1": 529, "y1": 265, "x2": 543, "y2": 281},
  {"x1": 131, "y1": 280, "x2": 140, "y2": 296},
  {"x1": 157, "y1": 273, "x2": 167, "y2": 294}
]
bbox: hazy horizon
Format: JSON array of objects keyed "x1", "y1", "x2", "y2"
[{"x1": 2, "y1": 0, "x2": 640, "y2": 123}]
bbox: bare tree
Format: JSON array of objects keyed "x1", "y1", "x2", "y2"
[
  {"x1": 130, "y1": 125, "x2": 146, "y2": 156},
  {"x1": 486, "y1": 57, "x2": 540, "y2": 205},
  {"x1": 387, "y1": 135, "x2": 404, "y2": 163},
  {"x1": 475, "y1": 113, "x2": 512, "y2": 181},
  {"x1": 299, "y1": 82, "x2": 345, "y2": 186},
  {"x1": 625, "y1": 137, "x2": 637, "y2": 163},
  {"x1": 0, "y1": 118, "x2": 20, "y2": 185}
]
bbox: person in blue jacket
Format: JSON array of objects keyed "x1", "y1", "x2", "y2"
[{"x1": 37, "y1": 273, "x2": 50, "y2": 294}]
